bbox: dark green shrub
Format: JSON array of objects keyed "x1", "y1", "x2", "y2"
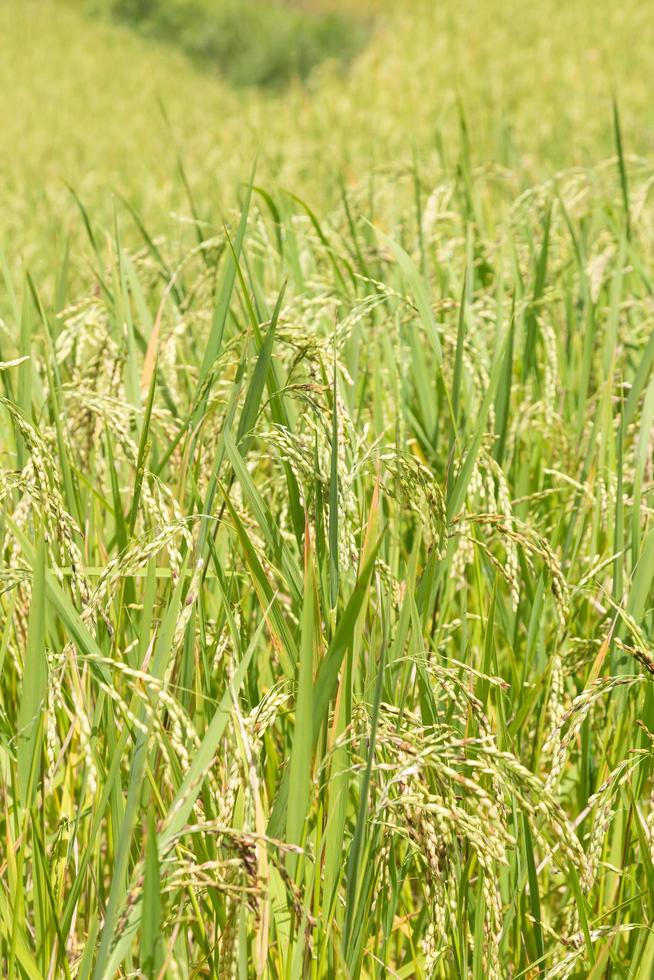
[{"x1": 97, "y1": 0, "x2": 369, "y2": 88}]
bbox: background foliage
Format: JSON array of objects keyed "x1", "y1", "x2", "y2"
[{"x1": 90, "y1": 0, "x2": 368, "y2": 88}]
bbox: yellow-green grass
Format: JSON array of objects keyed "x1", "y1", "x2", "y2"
[
  {"x1": 2, "y1": 1, "x2": 654, "y2": 977},
  {"x1": 3, "y1": 0, "x2": 654, "y2": 273}
]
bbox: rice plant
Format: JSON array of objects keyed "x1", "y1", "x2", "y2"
[{"x1": 2, "y1": 1, "x2": 654, "y2": 977}]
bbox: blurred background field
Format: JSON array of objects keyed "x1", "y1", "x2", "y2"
[{"x1": 3, "y1": 0, "x2": 654, "y2": 275}]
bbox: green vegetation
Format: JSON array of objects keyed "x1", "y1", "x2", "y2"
[
  {"x1": 92, "y1": 0, "x2": 368, "y2": 88},
  {"x1": 2, "y1": 0, "x2": 654, "y2": 977}
]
